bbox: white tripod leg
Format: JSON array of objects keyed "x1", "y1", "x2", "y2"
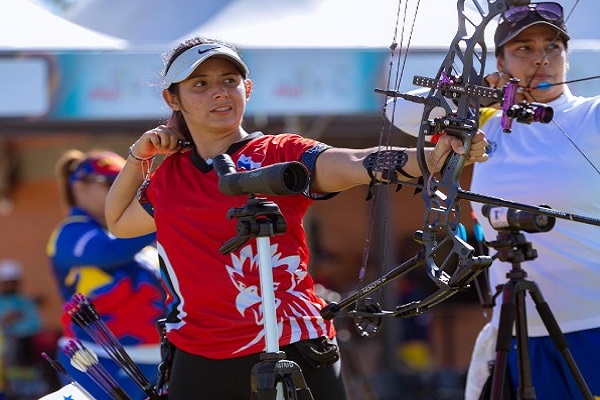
[{"x1": 256, "y1": 236, "x2": 285, "y2": 399}]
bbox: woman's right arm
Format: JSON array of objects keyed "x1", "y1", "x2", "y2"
[
  {"x1": 106, "y1": 126, "x2": 187, "y2": 238},
  {"x1": 105, "y1": 154, "x2": 156, "y2": 238}
]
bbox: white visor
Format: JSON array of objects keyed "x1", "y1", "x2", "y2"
[{"x1": 164, "y1": 44, "x2": 249, "y2": 88}]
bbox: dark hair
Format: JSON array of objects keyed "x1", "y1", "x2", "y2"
[{"x1": 162, "y1": 37, "x2": 244, "y2": 140}]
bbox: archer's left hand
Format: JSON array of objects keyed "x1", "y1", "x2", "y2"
[{"x1": 429, "y1": 130, "x2": 488, "y2": 172}]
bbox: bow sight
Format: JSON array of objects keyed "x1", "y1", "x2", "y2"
[
  {"x1": 501, "y1": 77, "x2": 553, "y2": 132},
  {"x1": 378, "y1": 72, "x2": 554, "y2": 133}
]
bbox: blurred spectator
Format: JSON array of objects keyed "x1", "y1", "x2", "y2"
[
  {"x1": 0, "y1": 259, "x2": 45, "y2": 399},
  {"x1": 0, "y1": 259, "x2": 42, "y2": 367},
  {"x1": 47, "y1": 149, "x2": 166, "y2": 400}
]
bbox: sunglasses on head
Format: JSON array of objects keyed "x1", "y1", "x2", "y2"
[
  {"x1": 82, "y1": 175, "x2": 115, "y2": 187},
  {"x1": 502, "y1": 2, "x2": 563, "y2": 23}
]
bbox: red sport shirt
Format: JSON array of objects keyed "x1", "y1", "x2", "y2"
[{"x1": 140, "y1": 132, "x2": 336, "y2": 359}]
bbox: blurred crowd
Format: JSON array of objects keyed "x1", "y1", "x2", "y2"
[{"x1": 0, "y1": 259, "x2": 61, "y2": 400}]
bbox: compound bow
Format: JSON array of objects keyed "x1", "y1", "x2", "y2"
[{"x1": 321, "y1": 0, "x2": 600, "y2": 329}]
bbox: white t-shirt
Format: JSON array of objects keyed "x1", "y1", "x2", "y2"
[{"x1": 471, "y1": 87, "x2": 600, "y2": 336}]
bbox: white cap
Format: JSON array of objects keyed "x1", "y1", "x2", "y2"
[
  {"x1": 0, "y1": 259, "x2": 23, "y2": 281},
  {"x1": 164, "y1": 43, "x2": 249, "y2": 88}
]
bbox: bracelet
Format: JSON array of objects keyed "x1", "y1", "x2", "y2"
[{"x1": 128, "y1": 145, "x2": 155, "y2": 162}]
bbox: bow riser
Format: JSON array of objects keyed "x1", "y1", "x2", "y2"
[{"x1": 415, "y1": 0, "x2": 529, "y2": 290}]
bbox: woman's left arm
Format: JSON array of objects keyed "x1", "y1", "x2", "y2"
[{"x1": 311, "y1": 131, "x2": 487, "y2": 194}]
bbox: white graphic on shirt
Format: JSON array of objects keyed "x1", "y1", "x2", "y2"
[
  {"x1": 237, "y1": 154, "x2": 262, "y2": 171},
  {"x1": 225, "y1": 243, "x2": 326, "y2": 354}
]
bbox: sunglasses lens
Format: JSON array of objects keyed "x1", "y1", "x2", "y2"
[
  {"x1": 504, "y1": 5, "x2": 529, "y2": 22},
  {"x1": 503, "y1": 2, "x2": 563, "y2": 23},
  {"x1": 536, "y1": 3, "x2": 562, "y2": 21}
]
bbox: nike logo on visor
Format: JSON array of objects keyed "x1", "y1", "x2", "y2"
[{"x1": 198, "y1": 47, "x2": 219, "y2": 54}]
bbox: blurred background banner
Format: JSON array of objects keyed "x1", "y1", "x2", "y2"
[{"x1": 2, "y1": 0, "x2": 599, "y2": 122}]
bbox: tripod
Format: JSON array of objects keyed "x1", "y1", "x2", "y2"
[
  {"x1": 220, "y1": 196, "x2": 314, "y2": 400},
  {"x1": 485, "y1": 230, "x2": 593, "y2": 400}
]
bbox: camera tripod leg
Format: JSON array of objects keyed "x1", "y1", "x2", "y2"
[
  {"x1": 250, "y1": 351, "x2": 314, "y2": 400},
  {"x1": 527, "y1": 281, "x2": 593, "y2": 399},
  {"x1": 490, "y1": 278, "x2": 593, "y2": 400},
  {"x1": 252, "y1": 236, "x2": 314, "y2": 400},
  {"x1": 490, "y1": 279, "x2": 536, "y2": 400}
]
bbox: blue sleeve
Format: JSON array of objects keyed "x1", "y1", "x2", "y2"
[
  {"x1": 52, "y1": 220, "x2": 156, "y2": 271},
  {"x1": 300, "y1": 143, "x2": 337, "y2": 200}
]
